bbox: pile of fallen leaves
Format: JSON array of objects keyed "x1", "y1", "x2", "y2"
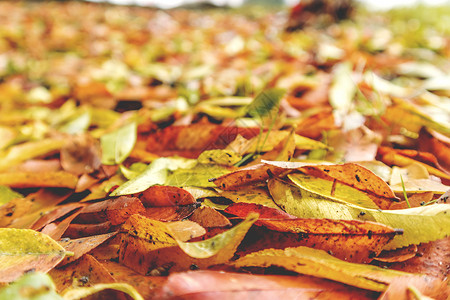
[{"x1": 0, "y1": 1, "x2": 450, "y2": 299}]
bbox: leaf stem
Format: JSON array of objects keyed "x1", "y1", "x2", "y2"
[{"x1": 400, "y1": 174, "x2": 411, "y2": 208}]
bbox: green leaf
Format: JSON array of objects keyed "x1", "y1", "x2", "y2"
[
  {"x1": 234, "y1": 246, "x2": 412, "y2": 292},
  {"x1": 288, "y1": 173, "x2": 380, "y2": 209},
  {"x1": 62, "y1": 283, "x2": 143, "y2": 300},
  {"x1": 119, "y1": 162, "x2": 148, "y2": 180},
  {"x1": 0, "y1": 229, "x2": 67, "y2": 282},
  {"x1": 246, "y1": 88, "x2": 285, "y2": 118},
  {"x1": 101, "y1": 122, "x2": 137, "y2": 165},
  {"x1": 59, "y1": 110, "x2": 91, "y2": 135},
  {"x1": 268, "y1": 179, "x2": 450, "y2": 250},
  {"x1": 166, "y1": 163, "x2": 231, "y2": 188},
  {"x1": 111, "y1": 157, "x2": 196, "y2": 196},
  {"x1": 0, "y1": 185, "x2": 23, "y2": 205},
  {"x1": 0, "y1": 272, "x2": 62, "y2": 300}
]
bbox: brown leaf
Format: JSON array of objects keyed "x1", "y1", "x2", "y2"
[
  {"x1": 379, "y1": 276, "x2": 450, "y2": 300},
  {"x1": 41, "y1": 209, "x2": 83, "y2": 241},
  {"x1": 375, "y1": 245, "x2": 418, "y2": 263},
  {"x1": 31, "y1": 203, "x2": 85, "y2": 231},
  {"x1": 146, "y1": 124, "x2": 259, "y2": 158},
  {"x1": 74, "y1": 196, "x2": 145, "y2": 225},
  {"x1": 50, "y1": 254, "x2": 116, "y2": 292},
  {"x1": 386, "y1": 237, "x2": 450, "y2": 280},
  {"x1": 142, "y1": 204, "x2": 198, "y2": 221},
  {"x1": 101, "y1": 260, "x2": 167, "y2": 300},
  {"x1": 419, "y1": 128, "x2": 450, "y2": 173},
  {"x1": 229, "y1": 203, "x2": 397, "y2": 263},
  {"x1": 59, "y1": 232, "x2": 117, "y2": 266},
  {"x1": 64, "y1": 221, "x2": 115, "y2": 239},
  {"x1": 60, "y1": 134, "x2": 101, "y2": 175},
  {"x1": 189, "y1": 206, "x2": 231, "y2": 228},
  {"x1": 0, "y1": 189, "x2": 72, "y2": 229}
]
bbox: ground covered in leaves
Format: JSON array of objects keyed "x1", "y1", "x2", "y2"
[{"x1": 0, "y1": 1, "x2": 450, "y2": 299}]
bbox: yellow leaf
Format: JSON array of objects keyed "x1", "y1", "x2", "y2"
[
  {"x1": 119, "y1": 213, "x2": 257, "y2": 274},
  {"x1": 0, "y1": 229, "x2": 66, "y2": 282},
  {"x1": 234, "y1": 246, "x2": 412, "y2": 292},
  {"x1": 0, "y1": 171, "x2": 78, "y2": 189},
  {"x1": 0, "y1": 139, "x2": 65, "y2": 172},
  {"x1": 289, "y1": 173, "x2": 380, "y2": 209}
]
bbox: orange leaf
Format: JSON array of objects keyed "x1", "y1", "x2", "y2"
[
  {"x1": 50, "y1": 254, "x2": 116, "y2": 292},
  {"x1": 74, "y1": 196, "x2": 145, "y2": 225},
  {"x1": 137, "y1": 185, "x2": 196, "y2": 207},
  {"x1": 212, "y1": 163, "x2": 287, "y2": 190}
]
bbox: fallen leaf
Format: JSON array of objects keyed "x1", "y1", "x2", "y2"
[
  {"x1": 379, "y1": 276, "x2": 450, "y2": 300},
  {"x1": 137, "y1": 185, "x2": 196, "y2": 207},
  {"x1": 74, "y1": 196, "x2": 145, "y2": 226},
  {"x1": 0, "y1": 228, "x2": 67, "y2": 282},
  {"x1": 212, "y1": 163, "x2": 287, "y2": 190},
  {"x1": 226, "y1": 202, "x2": 397, "y2": 262},
  {"x1": 197, "y1": 149, "x2": 242, "y2": 166},
  {"x1": 142, "y1": 204, "x2": 198, "y2": 221},
  {"x1": 0, "y1": 272, "x2": 62, "y2": 300},
  {"x1": 60, "y1": 134, "x2": 101, "y2": 175},
  {"x1": 64, "y1": 222, "x2": 115, "y2": 239},
  {"x1": 62, "y1": 282, "x2": 143, "y2": 300},
  {"x1": 101, "y1": 122, "x2": 137, "y2": 165},
  {"x1": 234, "y1": 246, "x2": 413, "y2": 292},
  {"x1": 50, "y1": 254, "x2": 115, "y2": 292},
  {"x1": 268, "y1": 178, "x2": 450, "y2": 250},
  {"x1": 118, "y1": 213, "x2": 257, "y2": 274},
  {"x1": 289, "y1": 173, "x2": 382, "y2": 209},
  {"x1": 375, "y1": 245, "x2": 418, "y2": 263},
  {"x1": 188, "y1": 206, "x2": 231, "y2": 228},
  {"x1": 0, "y1": 139, "x2": 65, "y2": 172},
  {"x1": 101, "y1": 260, "x2": 166, "y2": 299},
  {"x1": 0, "y1": 185, "x2": 23, "y2": 206},
  {"x1": 110, "y1": 157, "x2": 196, "y2": 196},
  {"x1": 299, "y1": 163, "x2": 398, "y2": 199},
  {"x1": 0, "y1": 171, "x2": 78, "y2": 189},
  {"x1": 219, "y1": 186, "x2": 280, "y2": 209},
  {"x1": 155, "y1": 270, "x2": 378, "y2": 299},
  {"x1": 384, "y1": 237, "x2": 450, "y2": 280},
  {"x1": 59, "y1": 232, "x2": 117, "y2": 266}
]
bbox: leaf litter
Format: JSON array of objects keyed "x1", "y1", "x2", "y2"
[{"x1": 0, "y1": 1, "x2": 449, "y2": 299}]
